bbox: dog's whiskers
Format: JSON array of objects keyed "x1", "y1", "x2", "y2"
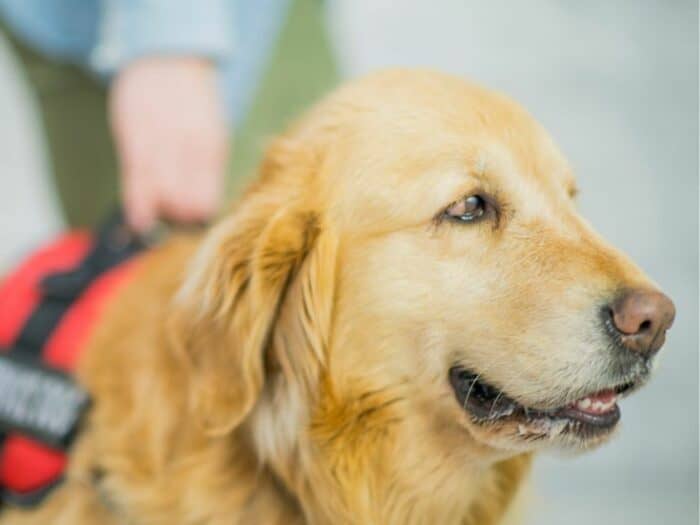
[
  {"x1": 488, "y1": 391, "x2": 504, "y2": 419},
  {"x1": 462, "y1": 373, "x2": 481, "y2": 411}
]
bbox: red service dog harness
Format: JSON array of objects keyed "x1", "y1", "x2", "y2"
[{"x1": 0, "y1": 215, "x2": 144, "y2": 507}]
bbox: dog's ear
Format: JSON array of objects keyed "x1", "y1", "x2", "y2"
[{"x1": 172, "y1": 139, "x2": 336, "y2": 435}]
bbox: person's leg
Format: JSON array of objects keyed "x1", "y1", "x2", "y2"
[
  {"x1": 228, "y1": 0, "x2": 338, "y2": 196},
  {"x1": 1, "y1": 28, "x2": 118, "y2": 228}
]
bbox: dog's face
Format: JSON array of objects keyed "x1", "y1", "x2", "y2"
[
  {"x1": 180, "y1": 71, "x2": 675, "y2": 515},
  {"x1": 302, "y1": 71, "x2": 675, "y2": 456}
]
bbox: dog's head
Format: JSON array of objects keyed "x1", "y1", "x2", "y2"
[{"x1": 176, "y1": 70, "x2": 674, "y2": 517}]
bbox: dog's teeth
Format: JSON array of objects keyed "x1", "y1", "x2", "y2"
[
  {"x1": 576, "y1": 398, "x2": 592, "y2": 410},
  {"x1": 574, "y1": 393, "x2": 617, "y2": 414}
]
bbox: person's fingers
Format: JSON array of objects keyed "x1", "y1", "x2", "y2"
[
  {"x1": 161, "y1": 170, "x2": 223, "y2": 224},
  {"x1": 161, "y1": 141, "x2": 226, "y2": 224},
  {"x1": 122, "y1": 170, "x2": 157, "y2": 234}
]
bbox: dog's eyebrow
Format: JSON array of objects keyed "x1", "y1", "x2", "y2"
[
  {"x1": 468, "y1": 170, "x2": 488, "y2": 182},
  {"x1": 473, "y1": 154, "x2": 489, "y2": 175},
  {"x1": 457, "y1": 167, "x2": 492, "y2": 186}
]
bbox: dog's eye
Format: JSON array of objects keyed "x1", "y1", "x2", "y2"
[{"x1": 445, "y1": 195, "x2": 487, "y2": 223}]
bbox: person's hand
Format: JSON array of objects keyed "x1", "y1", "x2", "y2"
[{"x1": 109, "y1": 56, "x2": 229, "y2": 233}]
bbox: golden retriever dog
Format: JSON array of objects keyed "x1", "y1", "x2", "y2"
[{"x1": 3, "y1": 69, "x2": 675, "y2": 525}]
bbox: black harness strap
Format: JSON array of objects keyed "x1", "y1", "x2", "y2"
[{"x1": 11, "y1": 212, "x2": 146, "y2": 360}]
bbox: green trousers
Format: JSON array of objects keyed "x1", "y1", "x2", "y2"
[{"x1": 3, "y1": 0, "x2": 337, "y2": 227}]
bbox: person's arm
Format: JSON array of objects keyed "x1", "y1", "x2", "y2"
[{"x1": 91, "y1": 1, "x2": 234, "y2": 233}]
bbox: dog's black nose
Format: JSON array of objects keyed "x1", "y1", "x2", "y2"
[{"x1": 609, "y1": 290, "x2": 675, "y2": 358}]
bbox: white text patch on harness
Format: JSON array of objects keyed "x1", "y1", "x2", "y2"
[{"x1": 0, "y1": 353, "x2": 90, "y2": 449}]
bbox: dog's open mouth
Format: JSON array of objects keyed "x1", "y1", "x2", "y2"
[{"x1": 448, "y1": 366, "x2": 640, "y2": 438}]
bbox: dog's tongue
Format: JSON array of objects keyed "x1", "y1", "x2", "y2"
[{"x1": 570, "y1": 389, "x2": 617, "y2": 415}]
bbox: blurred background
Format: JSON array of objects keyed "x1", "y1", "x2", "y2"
[{"x1": 0, "y1": 1, "x2": 697, "y2": 523}]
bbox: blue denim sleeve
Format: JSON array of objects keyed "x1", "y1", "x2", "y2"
[{"x1": 90, "y1": 0, "x2": 235, "y2": 75}]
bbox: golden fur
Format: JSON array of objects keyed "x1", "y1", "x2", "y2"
[{"x1": 2, "y1": 70, "x2": 668, "y2": 524}]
